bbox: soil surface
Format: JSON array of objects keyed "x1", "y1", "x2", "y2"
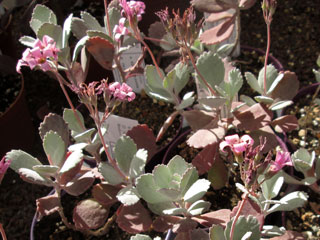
[{"x1": 1, "y1": 0, "x2": 320, "y2": 239}]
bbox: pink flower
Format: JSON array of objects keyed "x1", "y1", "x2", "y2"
[
  {"x1": 0, "y1": 157, "x2": 11, "y2": 184},
  {"x1": 113, "y1": 18, "x2": 129, "y2": 42},
  {"x1": 120, "y1": 0, "x2": 145, "y2": 22},
  {"x1": 220, "y1": 134, "x2": 254, "y2": 155},
  {"x1": 109, "y1": 82, "x2": 136, "y2": 102},
  {"x1": 268, "y1": 151, "x2": 292, "y2": 173},
  {"x1": 16, "y1": 35, "x2": 59, "y2": 73}
]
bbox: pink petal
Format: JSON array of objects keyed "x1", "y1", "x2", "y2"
[
  {"x1": 233, "y1": 142, "x2": 247, "y2": 154},
  {"x1": 225, "y1": 134, "x2": 240, "y2": 145},
  {"x1": 240, "y1": 134, "x2": 254, "y2": 146},
  {"x1": 219, "y1": 141, "x2": 230, "y2": 153}
]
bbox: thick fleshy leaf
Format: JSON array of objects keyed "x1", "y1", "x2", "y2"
[
  {"x1": 233, "y1": 103, "x2": 273, "y2": 131},
  {"x1": 6, "y1": 150, "x2": 42, "y2": 172},
  {"x1": 270, "y1": 71, "x2": 299, "y2": 101},
  {"x1": 30, "y1": 4, "x2": 57, "y2": 34},
  {"x1": 245, "y1": 71, "x2": 263, "y2": 94},
  {"x1": 200, "y1": 16, "x2": 235, "y2": 45},
  {"x1": 81, "y1": 11, "x2": 103, "y2": 31},
  {"x1": 182, "y1": 110, "x2": 215, "y2": 131},
  {"x1": 116, "y1": 185, "x2": 140, "y2": 206},
  {"x1": 144, "y1": 65, "x2": 173, "y2": 103},
  {"x1": 129, "y1": 149, "x2": 147, "y2": 179},
  {"x1": 191, "y1": 0, "x2": 234, "y2": 13},
  {"x1": 19, "y1": 35, "x2": 36, "y2": 47},
  {"x1": 269, "y1": 230, "x2": 306, "y2": 240},
  {"x1": 267, "y1": 191, "x2": 308, "y2": 215},
  {"x1": 71, "y1": 17, "x2": 88, "y2": 39},
  {"x1": 39, "y1": 113, "x2": 69, "y2": 146},
  {"x1": 86, "y1": 37, "x2": 114, "y2": 70},
  {"x1": 153, "y1": 164, "x2": 173, "y2": 189},
  {"x1": 73, "y1": 199, "x2": 109, "y2": 230},
  {"x1": 195, "y1": 52, "x2": 225, "y2": 91},
  {"x1": 59, "y1": 157, "x2": 82, "y2": 185},
  {"x1": 153, "y1": 215, "x2": 181, "y2": 232},
  {"x1": 73, "y1": 128, "x2": 95, "y2": 142},
  {"x1": 63, "y1": 170, "x2": 95, "y2": 196},
  {"x1": 183, "y1": 179, "x2": 210, "y2": 203},
  {"x1": 130, "y1": 234, "x2": 153, "y2": 240},
  {"x1": 180, "y1": 167, "x2": 199, "y2": 197},
  {"x1": 269, "y1": 100, "x2": 293, "y2": 111},
  {"x1": 291, "y1": 148, "x2": 315, "y2": 173},
  {"x1": 98, "y1": 162, "x2": 124, "y2": 185},
  {"x1": 18, "y1": 168, "x2": 53, "y2": 186},
  {"x1": 172, "y1": 218, "x2": 198, "y2": 233},
  {"x1": 147, "y1": 201, "x2": 177, "y2": 216},
  {"x1": 261, "y1": 171, "x2": 284, "y2": 200},
  {"x1": 43, "y1": 131, "x2": 66, "y2": 167},
  {"x1": 173, "y1": 62, "x2": 190, "y2": 95},
  {"x1": 250, "y1": 126, "x2": 279, "y2": 153},
  {"x1": 126, "y1": 124, "x2": 158, "y2": 162},
  {"x1": 271, "y1": 115, "x2": 298, "y2": 133},
  {"x1": 59, "y1": 150, "x2": 83, "y2": 174},
  {"x1": 136, "y1": 174, "x2": 172, "y2": 204},
  {"x1": 230, "y1": 198, "x2": 264, "y2": 228},
  {"x1": 33, "y1": 165, "x2": 59, "y2": 177},
  {"x1": 192, "y1": 143, "x2": 217, "y2": 175},
  {"x1": 257, "y1": 65, "x2": 279, "y2": 93},
  {"x1": 198, "y1": 96, "x2": 227, "y2": 109},
  {"x1": 192, "y1": 209, "x2": 231, "y2": 228},
  {"x1": 37, "y1": 23, "x2": 63, "y2": 49},
  {"x1": 209, "y1": 225, "x2": 226, "y2": 240},
  {"x1": 187, "y1": 200, "x2": 211, "y2": 216},
  {"x1": 63, "y1": 108, "x2": 85, "y2": 134},
  {"x1": 108, "y1": 7, "x2": 122, "y2": 36},
  {"x1": 207, "y1": 154, "x2": 228, "y2": 190},
  {"x1": 167, "y1": 155, "x2": 192, "y2": 177},
  {"x1": 187, "y1": 121, "x2": 226, "y2": 149},
  {"x1": 115, "y1": 135, "x2": 137, "y2": 175},
  {"x1": 116, "y1": 202, "x2": 152, "y2": 234},
  {"x1": 36, "y1": 192, "x2": 59, "y2": 220},
  {"x1": 62, "y1": 14, "x2": 73, "y2": 48},
  {"x1": 225, "y1": 215, "x2": 261, "y2": 240},
  {"x1": 92, "y1": 183, "x2": 119, "y2": 207}
]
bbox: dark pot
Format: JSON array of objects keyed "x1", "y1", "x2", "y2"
[{"x1": 0, "y1": 75, "x2": 34, "y2": 157}]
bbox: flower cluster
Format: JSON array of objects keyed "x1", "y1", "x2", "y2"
[
  {"x1": 0, "y1": 157, "x2": 10, "y2": 184},
  {"x1": 113, "y1": 18, "x2": 129, "y2": 42},
  {"x1": 268, "y1": 151, "x2": 292, "y2": 173},
  {"x1": 120, "y1": 0, "x2": 145, "y2": 22},
  {"x1": 109, "y1": 82, "x2": 136, "y2": 102},
  {"x1": 219, "y1": 134, "x2": 254, "y2": 155},
  {"x1": 16, "y1": 35, "x2": 59, "y2": 73}
]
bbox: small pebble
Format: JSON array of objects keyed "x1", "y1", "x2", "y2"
[
  {"x1": 298, "y1": 129, "x2": 306, "y2": 137},
  {"x1": 313, "y1": 120, "x2": 319, "y2": 127},
  {"x1": 300, "y1": 140, "x2": 306, "y2": 147}
]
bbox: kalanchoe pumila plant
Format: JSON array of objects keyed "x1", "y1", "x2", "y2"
[{"x1": 1, "y1": 0, "x2": 316, "y2": 239}]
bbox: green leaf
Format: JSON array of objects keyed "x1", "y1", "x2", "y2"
[
  {"x1": 116, "y1": 185, "x2": 140, "y2": 206},
  {"x1": 180, "y1": 167, "x2": 199, "y2": 196},
  {"x1": 87, "y1": 30, "x2": 114, "y2": 43},
  {"x1": 73, "y1": 128, "x2": 95, "y2": 142},
  {"x1": 43, "y1": 131, "x2": 66, "y2": 167},
  {"x1": 267, "y1": 191, "x2": 308, "y2": 215},
  {"x1": 115, "y1": 136, "x2": 137, "y2": 175},
  {"x1": 240, "y1": 95, "x2": 256, "y2": 106},
  {"x1": 174, "y1": 62, "x2": 190, "y2": 95},
  {"x1": 72, "y1": 36, "x2": 89, "y2": 62},
  {"x1": 6, "y1": 150, "x2": 42, "y2": 173},
  {"x1": 258, "y1": 65, "x2": 278, "y2": 93},
  {"x1": 157, "y1": 188, "x2": 181, "y2": 201},
  {"x1": 227, "y1": 68, "x2": 243, "y2": 98},
  {"x1": 136, "y1": 174, "x2": 172, "y2": 204},
  {"x1": 261, "y1": 171, "x2": 284, "y2": 200},
  {"x1": 207, "y1": 156, "x2": 228, "y2": 190},
  {"x1": 71, "y1": 17, "x2": 88, "y2": 39},
  {"x1": 60, "y1": 150, "x2": 83, "y2": 174},
  {"x1": 269, "y1": 100, "x2": 293, "y2": 111},
  {"x1": 147, "y1": 201, "x2": 176, "y2": 215},
  {"x1": 30, "y1": 4, "x2": 57, "y2": 34},
  {"x1": 176, "y1": 92, "x2": 195, "y2": 110},
  {"x1": 225, "y1": 216, "x2": 261, "y2": 240},
  {"x1": 198, "y1": 96, "x2": 226, "y2": 109},
  {"x1": 196, "y1": 52, "x2": 225, "y2": 91},
  {"x1": 62, "y1": 14, "x2": 73, "y2": 48},
  {"x1": 245, "y1": 71, "x2": 263, "y2": 94},
  {"x1": 144, "y1": 65, "x2": 173, "y2": 103},
  {"x1": 291, "y1": 148, "x2": 315, "y2": 173},
  {"x1": 187, "y1": 200, "x2": 211, "y2": 215},
  {"x1": 313, "y1": 69, "x2": 320, "y2": 83},
  {"x1": 130, "y1": 234, "x2": 153, "y2": 240},
  {"x1": 266, "y1": 73, "x2": 284, "y2": 95},
  {"x1": 183, "y1": 179, "x2": 210, "y2": 203},
  {"x1": 129, "y1": 149, "x2": 147, "y2": 179},
  {"x1": 32, "y1": 165, "x2": 59, "y2": 177},
  {"x1": 163, "y1": 207, "x2": 187, "y2": 215},
  {"x1": 254, "y1": 95, "x2": 274, "y2": 104},
  {"x1": 18, "y1": 168, "x2": 53, "y2": 186},
  {"x1": 81, "y1": 11, "x2": 104, "y2": 32},
  {"x1": 19, "y1": 36, "x2": 36, "y2": 47},
  {"x1": 167, "y1": 155, "x2": 191, "y2": 177},
  {"x1": 315, "y1": 157, "x2": 320, "y2": 180},
  {"x1": 108, "y1": 7, "x2": 121, "y2": 37},
  {"x1": 163, "y1": 69, "x2": 176, "y2": 93},
  {"x1": 160, "y1": 33, "x2": 176, "y2": 51},
  {"x1": 210, "y1": 225, "x2": 226, "y2": 240},
  {"x1": 98, "y1": 162, "x2": 124, "y2": 185},
  {"x1": 37, "y1": 23, "x2": 63, "y2": 49},
  {"x1": 63, "y1": 108, "x2": 85, "y2": 134},
  {"x1": 153, "y1": 165, "x2": 172, "y2": 189}
]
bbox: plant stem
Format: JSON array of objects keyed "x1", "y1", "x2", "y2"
[
  {"x1": 230, "y1": 193, "x2": 248, "y2": 240},
  {"x1": 87, "y1": 213, "x2": 116, "y2": 236},
  {"x1": 56, "y1": 188, "x2": 77, "y2": 231},
  {"x1": 55, "y1": 72, "x2": 86, "y2": 131},
  {"x1": 104, "y1": 0, "x2": 112, "y2": 37},
  {"x1": 263, "y1": 23, "x2": 271, "y2": 95},
  {"x1": 0, "y1": 223, "x2": 7, "y2": 240},
  {"x1": 185, "y1": 44, "x2": 216, "y2": 95},
  {"x1": 144, "y1": 36, "x2": 172, "y2": 46},
  {"x1": 95, "y1": 120, "x2": 127, "y2": 180}
]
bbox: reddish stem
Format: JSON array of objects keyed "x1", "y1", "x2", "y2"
[
  {"x1": 263, "y1": 23, "x2": 271, "y2": 95},
  {"x1": 0, "y1": 223, "x2": 7, "y2": 240},
  {"x1": 104, "y1": 0, "x2": 112, "y2": 36},
  {"x1": 230, "y1": 193, "x2": 248, "y2": 240}
]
